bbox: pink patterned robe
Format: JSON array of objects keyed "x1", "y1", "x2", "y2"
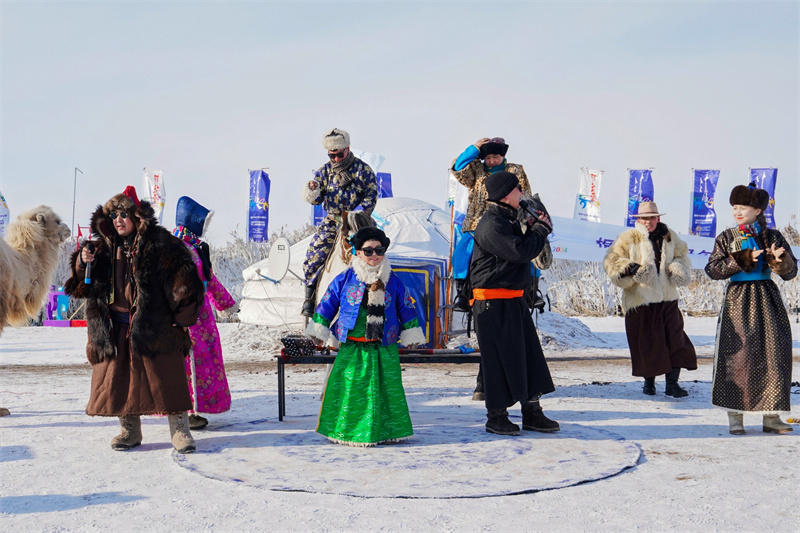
[{"x1": 183, "y1": 243, "x2": 235, "y2": 414}]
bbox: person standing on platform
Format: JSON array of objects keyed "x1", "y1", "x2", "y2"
[
  {"x1": 469, "y1": 171, "x2": 559, "y2": 436},
  {"x1": 705, "y1": 183, "x2": 796, "y2": 435},
  {"x1": 603, "y1": 202, "x2": 697, "y2": 397},
  {"x1": 301, "y1": 128, "x2": 378, "y2": 317},
  {"x1": 173, "y1": 196, "x2": 236, "y2": 430}
]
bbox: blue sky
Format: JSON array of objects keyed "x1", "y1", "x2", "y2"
[{"x1": 2, "y1": 1, "x2": 798, "y2": 244}]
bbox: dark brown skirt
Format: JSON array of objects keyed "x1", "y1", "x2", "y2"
[
  {"x1": 625, "y1": 300, "x2": 697, "y2": 377},
  {"x1": 86, "y1": 319, "x2": 192, "y2": 416},
  {"x1": 712, "y1": 279, "x2": 792, "y2": 413}
]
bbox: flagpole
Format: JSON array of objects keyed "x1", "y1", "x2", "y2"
[{"x1": 71, "y1": 167, "x2": 83, "y2": 239}]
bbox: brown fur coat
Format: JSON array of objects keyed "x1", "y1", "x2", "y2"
[{"x1": 64, "y1": 201, "x2": 204, "y2": 364}]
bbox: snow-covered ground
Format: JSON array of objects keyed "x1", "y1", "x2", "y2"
[{"x1": 1, "y1": 315, "x2": 798, "y2": 531}]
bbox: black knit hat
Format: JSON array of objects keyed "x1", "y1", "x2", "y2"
[
  {"x1": 729, "y1": 182, "x2": 769, "y2": 210},
  {"x1": 351, "y1": 226, "x2": 390, "y2": 250},
  {"x1": 485, "y1": 171, "x2": 519, "y2": 202},
  {"x1": 479, "y1": 137, "x2": 509, "y2": 159}
]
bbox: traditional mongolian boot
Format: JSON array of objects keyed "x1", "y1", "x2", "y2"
[
  {"x1": 664, "y1": 368, "x2": 688, "y2": 398},
  {"x1": 728, "y1": 412, "x2": 745, "y2": 435},
  {"x1": 301, "y1": 285, "x2": 317, "y2": 318},
  {"x1": 168, "y1": 412, "x2": 196, "y2": 454},
  {"x1": 485, "y1": 408, "x2": 520, "y2": 436},
  {"x1": 189, "y1": 413, "x2": 209, "y2": 430},
  {"x1": 111, "y1": 415, "x2": 142, "y2": 451},
  {"x1": 762, "y1": 414, "x2": 793, "y2": 434},
  {"x1": 521, "y1": 401, "x2": 560, "y2": 433},
  {"x1": 642, "y1": 377, "x2": 656, "y2": 396}
]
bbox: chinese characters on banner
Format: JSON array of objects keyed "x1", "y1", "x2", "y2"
[
  {"x1": 689, "y1": 169, "x2": 719, "y2": 237},
  {"x1": 248, "y1": 170, "x2": 270, "y2": 242}
]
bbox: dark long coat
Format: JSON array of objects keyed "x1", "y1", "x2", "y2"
[
  {"x1": 65, "y1": 201, "x2": 204, "y2": 416},
  {"x1": 470, "y1": 202, "x2": 555, "y2": 410}
]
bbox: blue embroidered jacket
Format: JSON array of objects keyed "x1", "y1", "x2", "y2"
[{"x1": 311, "y1": 268, "x2": 422, "y2": 346}]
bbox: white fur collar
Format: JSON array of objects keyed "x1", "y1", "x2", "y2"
[{"x1": 351, "y1": 257, "x2": 391, "y2": 286}]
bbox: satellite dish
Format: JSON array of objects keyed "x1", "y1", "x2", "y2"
[{"x1": 267, "y1": 237, "x2": 291, "y2": 282}]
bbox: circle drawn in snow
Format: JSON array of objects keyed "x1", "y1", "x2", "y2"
[{"x1": 173, "y1": 413, "x2": 640, "y2": 499}]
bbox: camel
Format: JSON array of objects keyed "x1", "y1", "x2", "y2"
[{"x1": 0, "y1": 205, "x2": 71, "y2": 416}]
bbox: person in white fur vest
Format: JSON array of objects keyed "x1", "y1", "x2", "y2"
[{"x1": 604, "y1": 201, "x2": 697, "y2": 397}]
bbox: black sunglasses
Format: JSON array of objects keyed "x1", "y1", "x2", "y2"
[
  {"x1": 110, "y1": 211, "x2": 128, "y2": 220},
  {"x1": 328, "y1": 150, "x2": 347, "y2": 160},
  {"x1": 360, "y1": 246, "x2": 386, "y2": 257}
]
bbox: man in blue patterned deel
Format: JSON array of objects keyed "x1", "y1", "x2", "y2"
[{"x1": 301, "y1": 128, "x2": 378, "y2": 317}]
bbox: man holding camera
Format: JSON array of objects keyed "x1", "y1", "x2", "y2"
[
  {"x1": 469, "y1": 171, "x2": 559, "y2": 436},
  {"x1": 603, "y1": 202, "x2": 697, "y2": 397}
]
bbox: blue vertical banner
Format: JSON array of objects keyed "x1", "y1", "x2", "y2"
[
  {"x1": 376, "y1": 172, "x2": 393, "y2": 198},
  {"x1": 689, "y1": 169, "x2": 719, "y2": 237},
  {"x1": 625, "y1": 169, "x2": 655, "y2": 227},
  {"x1": 311, "y1": 171, "x2": 392, "y2": 226},
  {"x1": 749, "y1": 168, "x2": 778, "y2": 229},
  {"x1": 248, "y1": 170, "x2": 270, "y2": 242}
]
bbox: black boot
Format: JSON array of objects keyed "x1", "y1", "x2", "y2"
[
  {"x1": 486, "y1": 408, "x2": 520, "y2": 436},
  {"x1": 301, "y1": 285, "x2": 317, "y2": 318},
  {"x1": 521, "y1": 401, "x2": 560, "y2": 432},
  {"x1": 665, "y1": 368, "x2": 688, "y2": 398},
  {"x1": 453, "y1": 279, "x2": 470, "y2": 312},
  {"x1": 472, "y1": 364, "x2": 484, "y2": 401},
  {"x1": 642, "y1": 377, "x2": 656, "y2": 396}
]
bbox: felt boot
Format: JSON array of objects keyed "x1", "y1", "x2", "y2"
[
  {"x1": 453, "y1": 279, "x2": 470, "y2": 312},
  {"x1": 665, "y1": 368, "x2": 688, "y2": 398},
  {"x1": 111, "y1": 415, "x2": 142, "y2": 451},
  {"x1": 762, "y1": 414, "x2": 793, "y2": 434},
  {"x1": 521, "y1": 401, "x2": 560, "y2": 433},
  {"x1": 189, "y1": 414, "x2": 209, "y2": 430},
  {"x1": 301, "y1": 285, "x2": 317, "y2": 318},
  {"x1": 642, "y1": 377, "x2": 656, "y2": 396},
  {"x1": 168, "y1": 412, "x2": 196, "y2": 454},
  {"x1": 728, "y1": 412, "x2": 745, "y2": 435},
  {"x1": 485, "y1": 408, "x2": 520, "y2": 436}
]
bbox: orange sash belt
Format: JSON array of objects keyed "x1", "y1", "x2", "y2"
[
  {"x1": 470, "y1": 288, "x2": 524, "y2": 306},
  {"x1": 346, "y1": 336, "x2": 379, "y2": 343}
]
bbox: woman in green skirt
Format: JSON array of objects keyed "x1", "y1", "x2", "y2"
[{"x1": 305, "y1": 226, "x2": 426, "y2": 446}]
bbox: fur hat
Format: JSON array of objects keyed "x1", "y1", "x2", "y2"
[
  {"x1": 322, "y1": 128, "x2": 350, "y2": 151},
  {"x1": 351, "y1": 226, "x2": 390, "y2": 250},
  {"x1": 175, "y1": 196, "x2": 214, "y2": 238},
  {"x1": 485, "y1": 171, "x2": 519, "y2": 202},
  {"x1": 479, "y1": 137, "x2": 509, "y2": 159},
  {"x1": 729, "y1": 182, "x2": 769, "y2": 211},
  {"x1": 103, "y1": 185, "x2": 142, "y2": 226}
]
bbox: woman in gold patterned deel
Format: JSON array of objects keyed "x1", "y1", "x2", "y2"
[{"x1": 705, "y1": 183, "x2": 796, "y2": 435}]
